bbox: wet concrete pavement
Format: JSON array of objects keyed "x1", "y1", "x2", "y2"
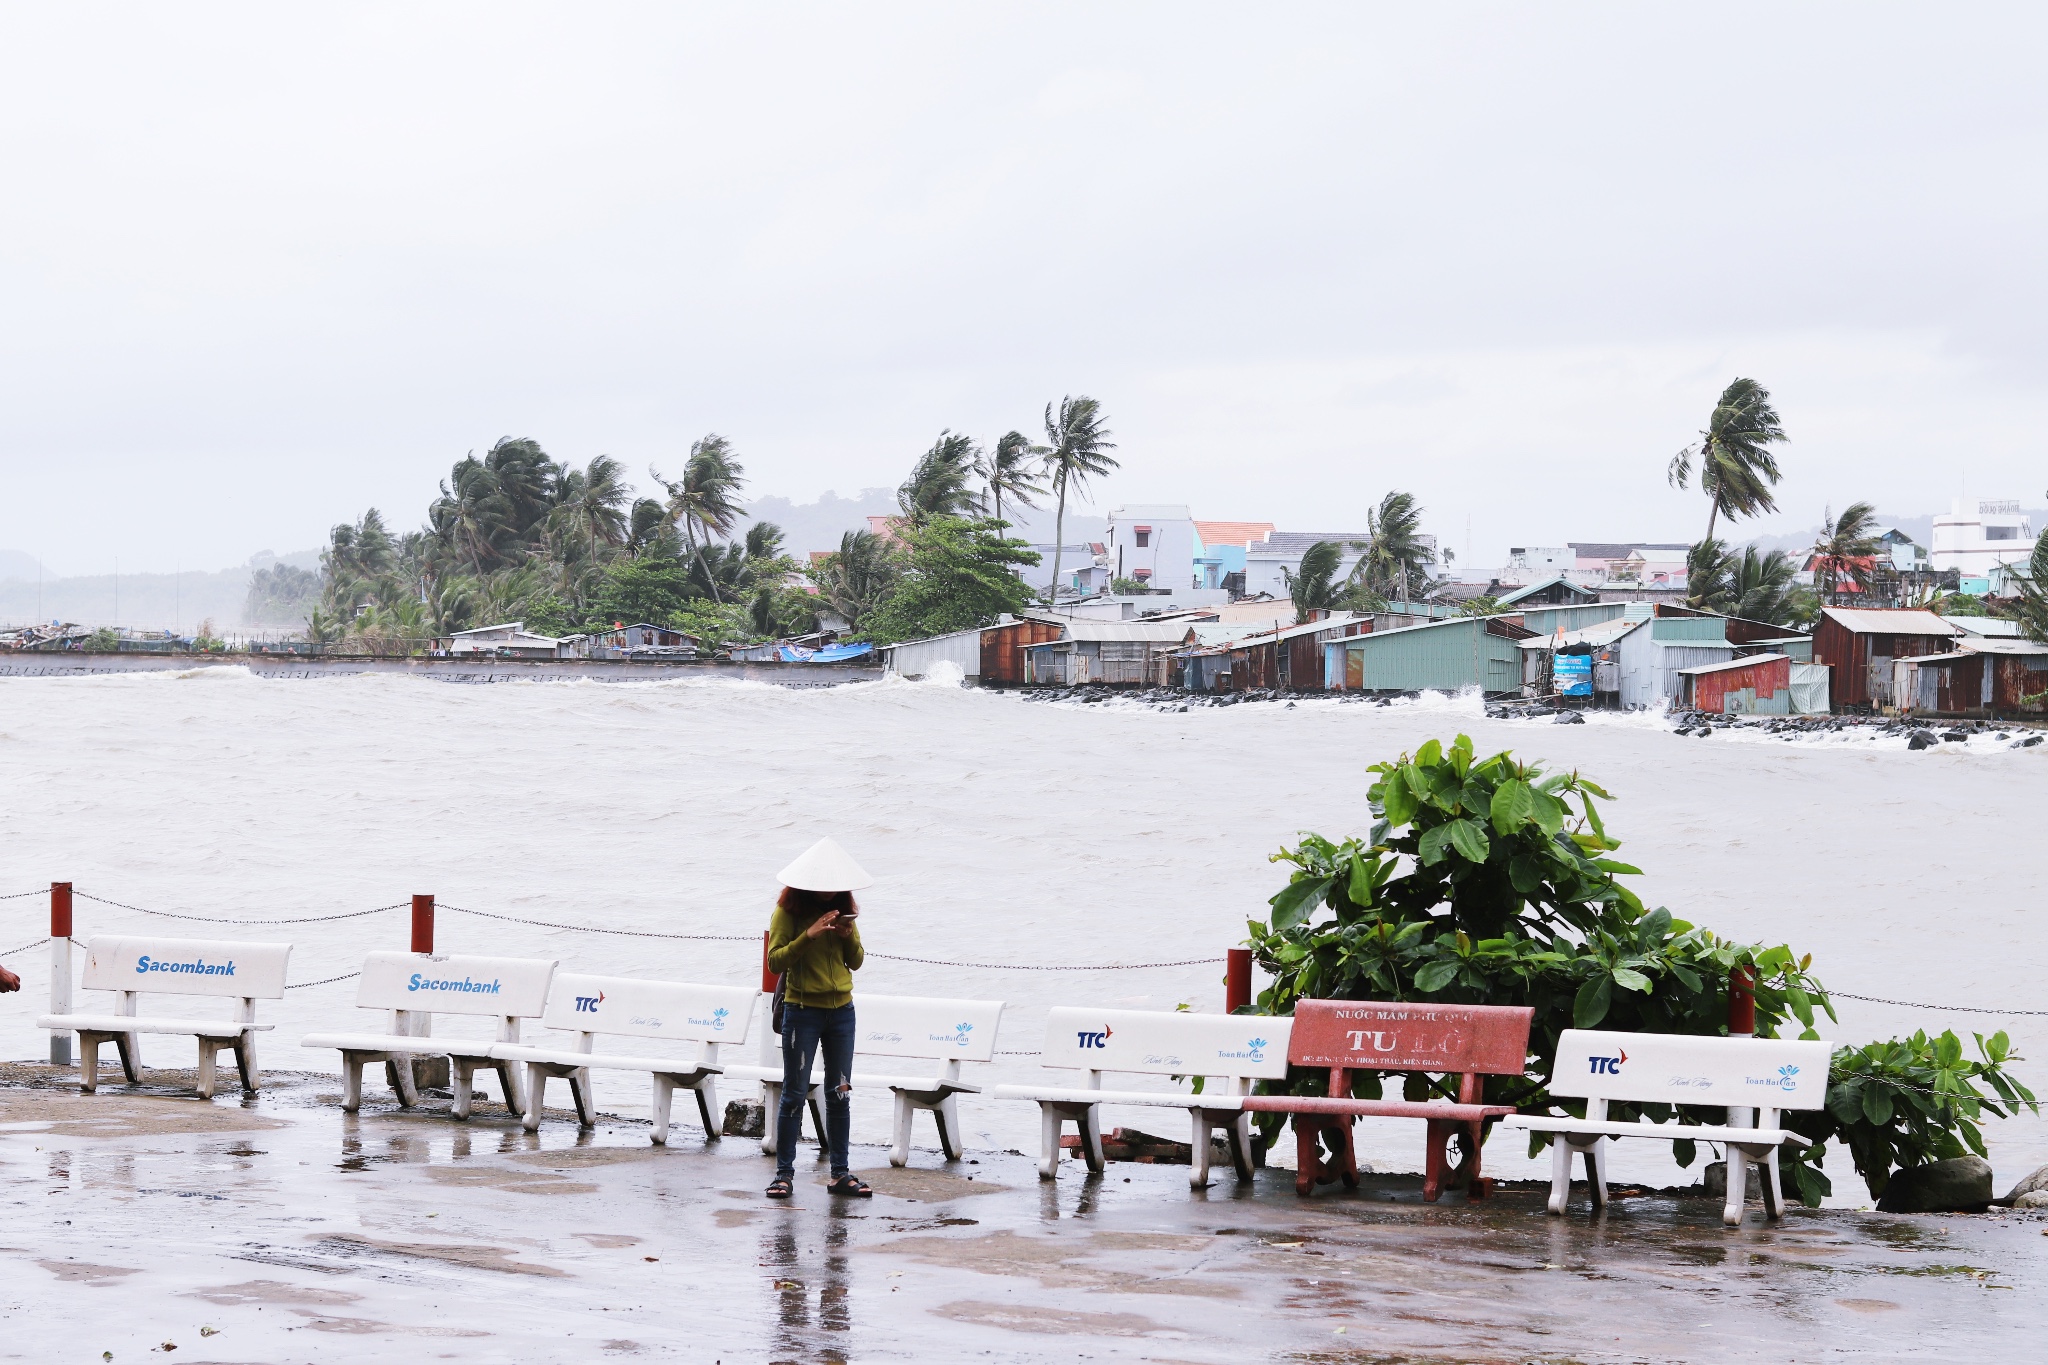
[{"x1": 2, "y1": 1065, "x2": 2043, "y2": 1364}]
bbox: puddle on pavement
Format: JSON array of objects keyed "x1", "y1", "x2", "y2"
[
  {"x1": 880, "y1": 1227, "x2": 1233, "y2": 1297},
  {"x1": 851, "y1": 1166, "x2": 1005, "y2": 1201},
  {"x1": 0, "y1": 1090, "x2": 288, "y2": 1138},
  {"x1": 187, "y1": 1278, "x2": 363, "y2": 1307},
  {"x1": 314, "y1": 1233, "x2": 570, "y2": 1277},
  {"x1": 935, "y1": 1299, "x2": 1186, "y2": 1339},
  {"x1": 37, "y1": 1259, "x2": 139, "y2": 1282},
  {"x1": 423, "y1": 1164, "x2": 599, "y2": 1196}
]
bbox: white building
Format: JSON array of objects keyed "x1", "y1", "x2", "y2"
[
  {"x1": 444, "y1": 621, "x2": 571, "y2": 659},
  {"x1": 1105, "y1": 504, "x2": 1201, "y2": 589},
  {"x1": 1243, "y1": 531, "x2": 1374, "y2": 599},
  {"x1": 1931, "y1": 499, "x2": 2037, "y2": 580},
  {"x1": 1497, "y1": 546, "x2": 1576, "y2": 586}
]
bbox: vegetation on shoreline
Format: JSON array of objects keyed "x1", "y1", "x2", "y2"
[{"x1": 1244, "y1": 735, "x2": 2037, "y2": 1203}]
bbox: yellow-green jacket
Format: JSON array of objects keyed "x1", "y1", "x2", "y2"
[{"x1": 767, "y1": 907, "x2": 864, "y2": 1009}]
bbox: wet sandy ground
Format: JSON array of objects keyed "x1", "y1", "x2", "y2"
[{"x1": 1, "y1": 1066, "x2": 2043, "y2": 1364}]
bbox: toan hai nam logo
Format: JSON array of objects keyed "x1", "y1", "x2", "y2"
[
  {"x1": 1777, "y1": 1063, "x2": 1800, "y2": 1092},
  {"x1": 1076, "y1": 1025, "x2": 1114, "y2": 1050}
]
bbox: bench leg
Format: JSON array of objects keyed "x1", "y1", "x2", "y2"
[
  {"x1": 1189, "y1": 1110, "x2": 1213, "y2": 1189},
  {"x1": 1293, "y1": 1116, "x2": 1321, "y2": 1197},
  {"x1": 651, "y1": 1075, "x2": 674, "y2": 1146},
  {"x1": 79, "y1": 1034, "x2": 102, "y2": 1094},
  {"x1": 1423, "y1": 1117, "x2": 1451, "y2": 1202},
  {"x1": 1075, "y1": 1104, "x2": 1105, "y2": 1176},
  {"x1": 114, "y1": 1031, "x2": 141, "y2": 1085},
  {"x1": 1760, "y1": 1148, "x2": 1783, "y2": 1221},
  {"x1": 523, "y1": 1064, "x2": 546, "y2": 1131},
  {"x1": 389, "y1": 1057, "x2": 420, "y2": 1108},
  {"x1": 1037, "y1": 1105, "x2": 1063, "y2": 1180},
  {"x1": 807, "y1": 1085, "x2": 827, "y2": 1158},
  {"x1": 1547, "y1": 1137, "x2": 1573, "y2": 1215},
  {"x1": 1723, "y1": 1144, "x2": 1749, "y2": 1226},
  {"x1": 494, "y1": 1060, "x2": 526, "y2": 1117},
  {"x1": 933, "y1": 1093, "x2": 963, "y2": 1161},
  {"x1": 1226, "y1": 1113, "x2": 1257, "y2": 1182},
  {"x1": 1337, "y1": 1116, "x2": 1359, "y2": 1190},
  {"x1": 451, "y1": 1057, "x2": 477, "y2": 1120},
  {"x1": 693, "y1": 1076, "x2": 719, "y2": 1141},
  {"x1": 890, "y1": 1091, "x2": 914, "y2": 1168},
  {"x1": 1464, "y1": 1119, "x2": 1488, "y2": 1199},
  {"x1": 234, "y1": 1033, "x2": 257, "y2": 1093},
  {"x1": 196, "y1": 1041, "x2": 218, "y2": 1100},
  {"x1": 760, "y1": 1080, "x2": 782, "y2": 1157},
  {"x1": 341, "y1": 1054, "x2": 366, "y2": 1112},
  {"x1": 569, "y1": 1068, "x2": 595, "y2": 1128},
  {"x1": 1584, "y1": 1139, "x2": 1608, "y2": 1211}
]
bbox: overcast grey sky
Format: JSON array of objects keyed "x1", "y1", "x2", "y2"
[{"x1": 2, "y1": 3, "x2": 2043, "y2": 575}]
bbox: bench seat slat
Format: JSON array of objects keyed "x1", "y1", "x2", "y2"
[
  {"x1": 993, "y1": 1084, "x2": 1244, "y2": 1111},
  {"x1": 1503, "y1": 1114, "x2": 1805, "y2": 1147},
  {"x1": 493, "y1": 1044, "x2": 722, "y2": 1077},
  {"x1": 40, "y1": 1014, "x2": 273, "y2": 1036},
  {"x1": 1242, "y1": 1096, "x2": 1512, "y2": 1122},
  {"x1": 300, "y1": 1032, "x2": 501, "y2": 1059}
]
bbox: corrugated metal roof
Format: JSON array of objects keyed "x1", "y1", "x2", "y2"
[
  {"x1": 877, "y1": 626, "x2": 992, "y2": 653},
  {"x1": 1958, "y1": 636, "x2": 2048, "y2": 656},
  {"x1": 1819, "y1": 607, "x2": 1956, "y2": 635},
  {"x1": 1496, "y1": 577, "x2": 1599, "y2": 606},
  {"x1": 1025, "y1": 620, "x2": 1198, "y2": 644},
  {"x1": 1516, "y1": 618, "x2": 1645, "y2": 651},
  {"x1": 1947, "y1": 618, "x2": 2023, "y2": 637},
  {"x1": 1677, "y1": 653, "x2": 1790, "y2": 676},
  {"x1": 1245, "y1": 531, "x2": 1372, "y2": 557}
]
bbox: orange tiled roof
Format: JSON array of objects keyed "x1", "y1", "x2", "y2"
[{"x1": 1193, "y1": 520, "x2": 1276, "y2": 549}]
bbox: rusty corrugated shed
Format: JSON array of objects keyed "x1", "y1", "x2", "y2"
[
  {"x1": 1811, "y1": 608, "x2": 1957, "y2": 709},
  {"x1": 979, "y1": 619, "x2": 1063, "y2": 686}
]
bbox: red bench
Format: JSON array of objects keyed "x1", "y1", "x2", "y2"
[{"x1": 1241, "y1": 1000, "x2": 1533, "y2": 1199}]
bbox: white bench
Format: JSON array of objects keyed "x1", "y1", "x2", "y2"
[
  {"x1": 1503, "y1": 1029, "x2": 1834, "y2": 1226},
  {"x1": 992, "y1": 1008, "x2": 1294, "y2": 1186},
  {"x1": 723, "y1": 994, "x2": 1005, "y2": 1167},
  {"x1": 492, "y1": 974, "x2": 758, "y2": 1143},
  {"x1": 301, "y1": 952, "x2": 556, "y2": 1117},
  {"x1": 37, "y1": 935, "x2": 291, "y2": 1099}
]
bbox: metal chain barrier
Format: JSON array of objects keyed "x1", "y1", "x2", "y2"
[
  {"x1": 438, "y1": 903, "x2": 755, "y2": 942},
  {"x1": 286, "y1": 971, "x2": 362, "y2": 990},
  {"x1": 1, "y1": 935, "x2": 47, "y2": 959},
  {"x1": 1831, "y1": 991, "x2": 2048, "y2": 1018},
  {"x1": 0, "y1": 890, "x2": 48, "y2": 902},
  {"x1": 73, "y1": 891, "x2": 408, "y2": 927}
]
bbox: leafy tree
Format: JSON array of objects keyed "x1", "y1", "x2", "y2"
[
  {"x1": 1353, "y1": 491, "x2": 1434, "y2": 604},
  {"x1": 2001, "y1": 533, "x2": 2048, "y2": 644},
  {"x1": 862, "y1": 517, "x2": 1041, "y2": 643},
  {"x1": 898, "y1": 431, "x2": 984, "y2": 525},
  {"x1": 1039, "y1": 396, "x2": 1118, "y2": 604},
  {"x1": 589, "y1": 556, "x2": 703, "y2": 628},
  {"x1": 1110, "y1": 575, "x2": 1152, "y2": 595},
  {"x1": 1457, "y1": 596, "x2": 1504, "y2": 617},
  {"x1": 1668, "y1": 378, "x2": 1788, "y2": 544},
  {"x1": 976, "y1": 430, "x2": 1047, "y2": 526},
  {"x1": 1811, "y1": 501, "x2": 1882, "y2": 605},
  {"x1": 1689, "y1": 540, "x2": 1803, "y2": 625},
  {"x1": 244, "y1": 563, "x2": 321, "y2": 626},
  {"x1": 1245, "y1": 735, "x2": 2036, "y2": 1205},
  {"x1": 627, "y1": 498, "x2": 671, "y2": 555},
  {"x1": 813, "y1": 529, "x2": 903, "y2": 635}
]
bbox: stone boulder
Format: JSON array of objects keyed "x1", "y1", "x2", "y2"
[
  {"x1": 1996, "y1": 1161, "x2": 2048, "y2": 1206},
  {"x1": 1875, "y1": 1156, "x2": 1994, "y2": 1212},
  {"x1": 1906, "y1": 730, "x2": 1939, "y2": 751},
  {"x1": 2014, "y1": 1191, "x2": 2048, "y2": 1209}
]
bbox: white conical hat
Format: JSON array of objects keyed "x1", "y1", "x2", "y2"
[{"x1": 777, "y1": 836, "x2": 874, "y2": 892}]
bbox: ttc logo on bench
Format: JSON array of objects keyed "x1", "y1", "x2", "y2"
[
  {"x1": 1587, "y1": 1049, "x2": 1628, "y2": 1075},
  {"x1": 1076, "y1": 1026, "x2": 1115, "y2": 1049},
  {"x1": 574, "y1": 990, "x2": 607, "y2": 1013}
]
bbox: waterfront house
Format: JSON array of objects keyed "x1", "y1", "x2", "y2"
[
  {"x1": 1674, "y1": 654, "x2": 1829, "y2": 715},
  {"x1": 1324, "y1": 615, "x2": 1535, "y2": 696},
  {"x1": 1178, "y1": 613, "x2": 1369, "y2": 693},
  {"x1": 445, "y1": 622, "x2": 572, "y2": 660},
  {"x1": 1517, "y1": 608, "x2": 1739, "y2": 709},
  {"x1": 1020, "y1": 620, "x2": 1196, "y2": 686},
  {"x1": 880, "y1": 626, "x2": 995, "y2": 682},
  {"x1": 1810, "y1": 608, "x2": 1958, "y2": 710},
  {"x1": 1892, "y1": 637, "x2": 2048, "y2": 719}
]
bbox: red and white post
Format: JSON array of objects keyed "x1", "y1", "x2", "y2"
[
  {"x1": 49, "y1": 882, "x2": 72, "y2": 1066},
  {"x1": 1225, "y1": 948, "x2": 1252, "y2": 1015}
]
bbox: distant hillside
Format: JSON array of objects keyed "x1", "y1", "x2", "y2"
[{"x1": 0, "y1": 549, "x2": 320, "y2": 632}]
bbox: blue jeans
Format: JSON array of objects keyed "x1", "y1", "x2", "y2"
[{"x1": 777, "y1": 1003, "x2": 855, "y2": 1180}]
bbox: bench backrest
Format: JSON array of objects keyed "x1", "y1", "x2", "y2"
[
  {"x1": 356, "y1": 951, "x2": 556, "y2": 1018},
  {"x1": 540, "y1": 973, "x2": 757, "y2": 1047},
  {"x1": 1547, "y1": 1029, "x2": 1833, "y2": 1111},
  {"x1": 1040, "y1": 1007, "x2": 1293, "y2": 1083},
  {"x1": 852, "y1": 994, "x2": 1004, "y2": 1063},
  {"x1": 1290, "y1": 1000, "x2": 1532, "y2": 1076},
  {"x1": 82, "y1": 935, "x2": 292, "y2": 999}
]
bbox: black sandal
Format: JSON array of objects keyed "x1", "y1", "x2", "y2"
[
  {"x1": 826, "y1": 1175, "x2": 872, "y2": 1198},
  {"x1": 765, "y1": 1178, "x2": 794, "y2": 1199}
]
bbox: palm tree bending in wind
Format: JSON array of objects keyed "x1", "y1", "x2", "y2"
[
  {"x1": 1039, "y1": 397, "x2": 1118, "y2": 605},
  {"x1": 1811, "y1": 501, "x2": 1882, "y2": 605},
  {"x1": 1668, "y1": 378, "x2": 1789, "y2": 544},
  {"x1": 976, "y1": 430, "x2": 1047, "y2": 526},
  {"x1": 898, "y1": 431, "x2": 984, "y2": 525},
  {"x1": 653, "y1": 434, "x2": 748, "y2": 603}
]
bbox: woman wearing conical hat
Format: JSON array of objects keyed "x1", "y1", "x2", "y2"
[{"x1": 764, "y1": 837, "x2": 873, "y2": 1200}]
